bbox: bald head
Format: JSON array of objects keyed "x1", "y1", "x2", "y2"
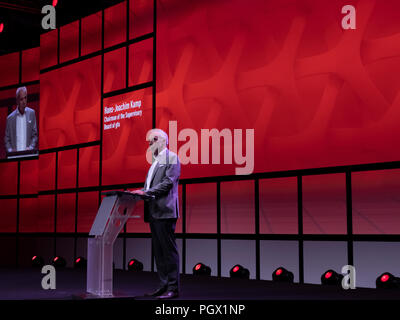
[
  {"x1": 147, "y1": 128, "x2": 168, "y2": 158},
  {"x1": 148, "y1": 129, "x2": 168, "y2": 145}
]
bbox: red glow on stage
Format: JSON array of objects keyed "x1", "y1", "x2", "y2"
[
  {"x1": 54, "y1": 257, "x2": 59, "y2": 262},
  {"x1": 325, "y1": 271, "x2": 333, "y2": 279},
  {"x1": 129, "y1": 260, "x2": 135, "y2": 266},
  {"x1": 0, "y1": 23, "x2": 4, "y2": 33},
  {"x1": 195, "y1": 264, "x2": 201, "y2": 271},
  {"x1": 276, "y1": 269, "x2": 283, "y2": 276},
  {"x1": 233, "y1": 266, "x2": 239, "y2": 273},
  {"x1": 32, "y1": 256, "x2": 37, "y2": 261},
  {"x1": 76, "y1": 258, "x2": 81, "y2": 263},
  {"x1": 381, "y1": 274, "x2": 389, "y2": 282},
  {"x1": 52, "y1": 0, "x2": 58, "y2": 7}
]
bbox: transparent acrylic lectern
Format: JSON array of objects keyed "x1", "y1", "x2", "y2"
[{"x1": 86, "y1": 190, "x2": 152, "y2": 297}]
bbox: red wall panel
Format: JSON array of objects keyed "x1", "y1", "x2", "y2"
[
  {"x1": 302, "y1": 174, "x2": 347, "y2": 234},
  {"x1": 104, "y1": 1, "x2": 126, "y2": 48},
  {"x1": 38, "y1": 195, "x2": 55, "y2": 232},
  {"x1": 0, "y1": 199, "x2": 17, "y2": 232},
  {"x1": 77, "y1": 191, "x2": 99, "y2": 233},
  {"x1": 104, "y1": 48, "x2": 126, "y2": 93},
  {"x1": 19, "y1": 197, "x2": 38, "y2": 233},
  {"x1": 353, "y1": 169, "x2": 400, "y2": 234},
  {"x1": 259, "y1": 178, "x2": 298, "y2": 234},
  {"x1": 186, "y1": 183, "x2": 217, "y2": 233},
  {"x1": 129, "y1": 0, "x2": 153, "y2": 39},
  {"x1": 221, "y1": 180, "x2": 255, "y2": 234},
  {"x1": 0, "y1": 52, "x2": 19, "y2": 87},
  {"x1": 60, "y1": 21, "x2": 79, "y2": 63},
  {"x1": 58, "y1": 149, "x2": 77, "y2": 189},
  {"x1": 57, "y1": 193, "x2": 76, "y2": 233},
  {"x1": 79, "y1": 145, "x2": 100, "y2": 188},
  {"x1": 39, "y1": 153, "x2": 56, "y2": 191},
  {"x1": 81, "y1": 12, "x2": 102, "y2": 55},
  {"x1": 129, "y1": 38, "x2": 153, "y2": 87},
  {"x1": 22, "y1": 47, "x2": 40, "y2": 82},
  {"x1": 20, "y1": 196, "x2": 54, "y2": 233},
  {"x1": 0, "y1": 162, "x2": 18, "y2": 195},
  {"x1": 40, "y1": 29, "x2": 58, "y2": 70},
  {"x1": 40, "y1": 56, "x2": 101, "y2": 149},
  {"x1": 20, "y1": 159, "x2": 39, "y2": 194}
]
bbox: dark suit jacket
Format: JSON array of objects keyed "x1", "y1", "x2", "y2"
[
  {"x1": 143, "y1": 149, "x2": 181, "y2": 222},
  {"x1": 4, "y1": 107, "x2": 38, "y2": 153}
]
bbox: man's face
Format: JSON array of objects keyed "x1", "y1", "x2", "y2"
[
  {"x1": 148, "y1": 132, "x2": 164, "y2": 157},
  {"x1": 17, "y1": 90, "x2": 27, "y2": 113}
]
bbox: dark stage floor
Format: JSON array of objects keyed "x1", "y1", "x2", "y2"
[{"x1": 0, "y1": 268, "x2": 399, "y2": 301}]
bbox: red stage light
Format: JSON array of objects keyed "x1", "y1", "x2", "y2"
[
  {"x1": 193, "y1": 263, "x2": 211, "y2": 276},
  {"x1": 273, "y1": 267, "x2": 294, "y2": 283},
  {"x1": 0, "y1": 23, "x2": 4, "y2": 33},
  {"x1": 128, "y1": 258, "x2": 143, "y2": 271},
  {"x1": 52, "y1": 256, "x2": 67, "y2": 268},
  {"x1": 31, "y1": 255, "x2": 44, "y2": 267},
  {"x1": 74, "y1": 256, "x2": 87, "y2": 268},
  {"x1": 230, "y1": 265, "x2": 250, "y2": 279},
  {"x1": 52, "y1": 0, "x2": 58, "y2": 7},
  {"x1": 376, "y1": 272, "x2": 399, "y2": 289},
  {"x1": 321, "y1": 270, "x2": 342, "y2": 285},
  {"x1": 381, "y1": 274, "x2": 389, "y2": 282}
]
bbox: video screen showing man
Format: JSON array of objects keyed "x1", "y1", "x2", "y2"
[{"x1": 4, "y1": 86, "x2": 38, "y2": 155}]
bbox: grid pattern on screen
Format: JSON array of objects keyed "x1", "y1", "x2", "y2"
[{"x1": 0, "y1": 0, "x2": 400, "y2": 282}]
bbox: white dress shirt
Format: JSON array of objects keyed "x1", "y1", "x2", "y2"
[
  {"x1": 145, "y1": 148, "x2": 167, "y2": 190},
  {"x1": 16, "y1": 108, "x2": 27, "y2": 151}
]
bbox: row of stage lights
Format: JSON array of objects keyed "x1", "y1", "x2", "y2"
[
  {"x1": 32, "y1": 255, "x2": 86, "y2": 268},
  {"x1": 319, "y1": 269, "x2": 400, "y2": 289},
  {"x1": 31, "y1": 256, "x2": 400, "y2": 289}
]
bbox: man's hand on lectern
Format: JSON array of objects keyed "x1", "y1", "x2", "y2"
[{"x1": 129, "y1": 189, "x2": 145, "y2": 196}]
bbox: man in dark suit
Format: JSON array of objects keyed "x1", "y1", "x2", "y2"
[
  {"x1": 4, "y1": 86, "x2": 38, "y2": 154},
  {"x1": 130, "y1": 128, "x2": 181, "y2": 299}
]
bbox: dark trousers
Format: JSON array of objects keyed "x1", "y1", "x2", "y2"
[{"x1": 149, "y1": 218, "x2": 180, "y2": 292}]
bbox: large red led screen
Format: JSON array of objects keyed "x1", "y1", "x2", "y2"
[{"x1": 157, "y1": 0, "x2": 400, "y2": 178}]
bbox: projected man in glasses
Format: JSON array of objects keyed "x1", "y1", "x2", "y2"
[
  {"x1": 130, "y1": 128, "x2": 181, "y2": 299},
  {"x1": 4, "y1": 86, "x2": 38, "y2": 154}
]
